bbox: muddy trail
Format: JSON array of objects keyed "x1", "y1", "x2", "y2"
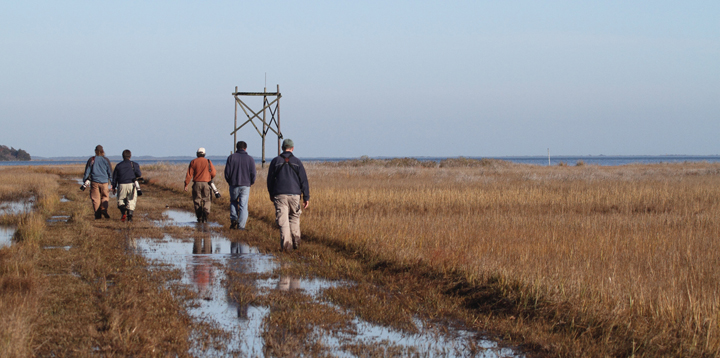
[{"x1": 28, "y1": 175, "x2": 527, "y2": 357}]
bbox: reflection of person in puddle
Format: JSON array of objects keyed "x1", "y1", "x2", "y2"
[
  {"x1": 277, "y1": 276, "x2": 300, "y2": 291},
  {"x1": 192, "y1": 237, "x2": 214, "y2": 295}
]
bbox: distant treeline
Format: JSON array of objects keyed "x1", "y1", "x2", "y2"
[
  {"x1": 0, "y1": 145, "x2": 31, "y2": 161},
  {"x1": 331, "y1": 156, "x2": 511, "y2": 168}
]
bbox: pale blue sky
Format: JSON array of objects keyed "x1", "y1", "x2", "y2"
[{"x1": 1, "y1": 1, "x2": 718, "y2": 158}]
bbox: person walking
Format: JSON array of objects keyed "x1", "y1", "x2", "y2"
[
  {"x1": 224, "y1": 141, "x2": 256, "y2": 230},
  {"x1": 82, "y1": 145, "x2": 113, "y2": 219},
  {"x1": 266, "y1": 139, "x2": 310, "y2": 252},
  {"x1": 111, "y1": 149, "x2": 142, "y2": 222},
  {"x1": 184, "y1": 148, "x2": 217, "y2": 223}
]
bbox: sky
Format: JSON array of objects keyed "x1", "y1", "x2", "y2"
[{"x1": 1, "y1": 1, "x2": 719, "y2": 158}]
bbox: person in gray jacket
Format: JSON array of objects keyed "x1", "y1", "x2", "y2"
[
  {"x1": 82, "y1": 145, "x2": 113, "y2": 219},
  {"x1": 266, "y1": 139, "x2": 310, "y2": 252},
  {"x1": 224, "y1": 141, "x2": 256, "y2": 230}
]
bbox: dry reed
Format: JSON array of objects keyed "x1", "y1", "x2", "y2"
[{"x1": 142, "y1": 160, "x2": 720, "y2": 356}]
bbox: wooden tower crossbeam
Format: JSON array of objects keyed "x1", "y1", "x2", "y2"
[{"x1": 231, "y1": 85, "x2": 282, "y2": 167}]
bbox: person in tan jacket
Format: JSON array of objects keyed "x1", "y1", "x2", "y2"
[{"x1": 184, "y1": 148, "x2": 217, "y2": 223}]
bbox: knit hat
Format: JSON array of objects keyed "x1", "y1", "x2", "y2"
[
  {"x1": 197, "y1": 147, "x2": 206, "y2": 155},
  {"x1": 282, "y1": 139, "x2": 294, "y2": 150}
]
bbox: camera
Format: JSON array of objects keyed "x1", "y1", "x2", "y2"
[
  {"x1": 79, "y1": 180, "x2": 90, "y2": 191},
  {"x1": 134, "y1": 177, "x2": 143, "y2": 196},
  {"x1": 209, "y1": 181, "x2": 221, "y2": 198}
]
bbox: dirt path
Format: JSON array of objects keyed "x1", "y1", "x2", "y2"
[{"x1": 30, "y1": 175, "x2": 527, "y2": 357}]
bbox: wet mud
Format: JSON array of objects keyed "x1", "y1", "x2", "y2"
[{"x1": 133, "y1": 210, "x2": 523, "y2": 357}]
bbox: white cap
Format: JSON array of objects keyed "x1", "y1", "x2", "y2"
[{"x1": 197, "y1": 147, "x2": 206, "y2": 154}]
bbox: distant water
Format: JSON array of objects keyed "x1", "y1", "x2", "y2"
[{"x1": 2, "y1": 156, "x2": 720, "y2": 167}]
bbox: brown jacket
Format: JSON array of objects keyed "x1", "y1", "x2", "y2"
[{"x1": 185, "y1": 158, "x2": 217, "y2": 186}]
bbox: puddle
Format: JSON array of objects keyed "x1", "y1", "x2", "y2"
[
  {"x1": 134, "y1": 234, "x2": 276, "y2": 355},
  {"x1": 0, "y1": 226, "x2": 16, "y2": 247},
  {"x1": 256, "y1": 276, "x2": 348, "y2": 299},
  {"x1": 73, "y1": 178, "x2": 84, "y2": 185},
  {"x1": 0, "y1": 198, "x2": 34, "y2": 216},
  {"x1": 134, "y1": 235, "x2": 523, "y2": 357},
  {"x1": 322, "y1": 317, "x2": 520, "y2": 357},
  {"x1": 154, "y1": 209, "x2": 221, "y2": 228},
  {"x1": 47, "y1": 215, "x2": 70, "y2": 223},
  {"x1": 60, "y1": 196, "x2": 71, "y2": 202},
  {"x1": 43, "y1": 245, "x2": 72, "y2": 251}
]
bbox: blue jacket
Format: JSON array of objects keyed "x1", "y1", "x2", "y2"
[
  {"x1": 266, "y1": 151, "x2": 310, "y2": 201},
  {"x1": 224, "y1": 150, "x2": 257, "y2": 187},
  {"x1": 83, "y1": 156, "x2": 113, "y2": 184},
  {"x1": 112, "y1": 160, "x2": 141, "y2": 188}
]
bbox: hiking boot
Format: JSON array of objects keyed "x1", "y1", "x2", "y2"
[
  {"x1": 101, "y1": 210, "x2": 110, "y2": 219},
  {"x1": 127, "y1": 210, "x2": 133, "y2": 222},
  {"x1": 94, "y1": 211, "x2": 102, "y2": 220},
  {"x1": 230, "y1": 220, "x2": 238, "y2": 230},
  {"x1": 121, "y1": 214, "x2": 126, "y2": 222}
]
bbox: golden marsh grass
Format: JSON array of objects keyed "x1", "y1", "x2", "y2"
[{"x1": 140, "y1": 159, "x2": 720, "y2": 356}]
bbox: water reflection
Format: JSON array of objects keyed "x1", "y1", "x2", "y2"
[
  {"x1": 154, "y1": 209, "x2": 221, "y2": 228},
  {"x1": 277, "y1": 276, "x2": 300, "y2": 291},
  {"x1": 133, "y1": 235, "x2": 523, "y2": 357},
  {"x1": 134, "y1": 234, "x2": 276, "y2": 356}
]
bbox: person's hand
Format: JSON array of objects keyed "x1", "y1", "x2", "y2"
[
  {"x1": 184, "y1": 185, "x2": 189, "y2": 192},
  {"x1": 112, "y1": 188, "x2": 116, "y2": 195},
  {"x1": 303, "y1": 200, "x2": 309, "y2": 209}
]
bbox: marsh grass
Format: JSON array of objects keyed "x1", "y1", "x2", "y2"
[{"x1": 138, "y1": 161, "x2": 720, "y2": 356}]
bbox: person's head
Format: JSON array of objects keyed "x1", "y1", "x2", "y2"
[
  {"x1": 122, "y1": 149, "x2": 132, "y2": 161},
  {"x1": 197, "y1": 147, "x2": 206, "y2": 158},
  {"x1": 282, "y1": 139, "x2": 294, "y2": 151},
  {"x1": 236, "y1": 141, "x2": 247, "y2": 152},
  {"x1": 94, "y1": 145, "x2": 105, "y2": 156}
]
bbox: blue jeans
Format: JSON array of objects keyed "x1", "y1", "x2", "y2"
[{"x1": 229, "y1": 186, "x2": 251, "y2": 228}]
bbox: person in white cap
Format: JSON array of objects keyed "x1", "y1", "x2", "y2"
[{"x1": 184, "y1": 147, "x2": 217, "y2": 222}]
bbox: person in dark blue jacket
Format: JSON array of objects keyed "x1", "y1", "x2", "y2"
[
  {"x1": 224, "y1": 141, "x2": 257, "y2": 230},
  {"x1": 266, "y1": 139, "x2": 310, "y2": 252},
  {"x1": 111, "y1": 149, "x2": 142, "y2": 222}
]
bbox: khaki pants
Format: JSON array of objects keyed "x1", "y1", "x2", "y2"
[
  {"x1": 192, "y1": 182, "x2": 212, "y2": 217},
  {"x1": 273, "y1": 194, "x2": 302, "y2": 250},
  {"x1": 90, "y1": 182, "x2": 110, "y2": 213},
  {"x1": 117, "y1": 183, "x2": 138, "y2": 211}
]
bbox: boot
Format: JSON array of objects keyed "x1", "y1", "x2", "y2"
[
  {"x1": 101, "y1": 209, "x2": 110, "y2": 219},
  {"x1": 94, "y1": 210, "x2": 102, "y2": 220},
  {"x1": 230, "y1": 220, "x2": 238, "y2": 230},
  {"x1": 119, "y1": 206, "x2": 126, "y2": 222},
  {"x1": 127, "y1": 210, "x2": 133, "y2": 222},
  {"x1": 195, "y1": 209, "x2": 203, "y2": 223}
]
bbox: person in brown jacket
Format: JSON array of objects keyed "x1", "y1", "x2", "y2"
[{"x1": 184, "y1": 147, "x2": 217, "y2": 222}]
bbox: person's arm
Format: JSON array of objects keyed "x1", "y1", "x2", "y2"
[
  {"x1": 184, "y1": 162, "x2": 194, "y2": 191},
  {"x1": 249, "y1": 158, "x2": 257, "y2": 186},
  {"x1": 82, "y1": 158, "x2": 92, "y2": 182},
  {"x1": 298, "y1": 162, "x2": 310, "y2": 208},
  {"x1": 111, "y1": 167, "x2": 118, "y2": 193},
  {"x1": 224, "y1": 156, "x2": 232, "y2": 183},
  {"x1": 266, "y1": 160, "x2": 276, "y2": 201},
  {"x1": 105, "y1": 158, "x2": 113, "y2": 183},
  {"x1": 133, "y1": 162, "x2": 142, "y2": 178}
]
